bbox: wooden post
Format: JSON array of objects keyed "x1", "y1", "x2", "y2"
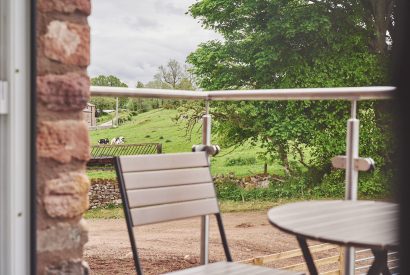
[{"x1": 339, "y1": 247, "x2": 345, "y2": 275}]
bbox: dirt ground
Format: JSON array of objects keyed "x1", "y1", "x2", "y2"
[{"x1": 84, "y1": 211, "x2": 335, "y2": 274}]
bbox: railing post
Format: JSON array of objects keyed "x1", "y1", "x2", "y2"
[
  {"x1": 200, "y1": 100, "x2": 211, "y2": 265},
  {"x1": 344, "y1": 100, "x2": 359, "y2": 275}
]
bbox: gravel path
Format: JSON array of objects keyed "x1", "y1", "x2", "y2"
[{"x1": 84, "y1": 211, "x2": 331, "y2": 274}]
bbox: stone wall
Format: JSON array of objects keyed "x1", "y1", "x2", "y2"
[
  {"x1": 88, "y1": 174, "x2": 277, "y2": 209},
  {"x1": 36, "y1": 0, "x2": 91, "y2": 274},
  {"x1": 89, "y1": 180, "x2": 121, "y2": 209}
]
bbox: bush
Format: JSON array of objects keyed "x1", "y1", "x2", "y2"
[
  {"x1": 213, "y1": 171, "x2": 388, "y2": 202},
  {"x1": 225, "y1": 156, "x2": 257, "y2": 167}
]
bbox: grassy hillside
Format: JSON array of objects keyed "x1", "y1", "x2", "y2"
[{"x1": 88, "y1": 108, "x2": 284, "y2": 179}]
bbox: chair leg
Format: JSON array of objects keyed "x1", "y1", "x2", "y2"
[
  {"x1": 215, "y1": 213, "x2": 233, "y2": 262},
  {"x1": 368, "y1": 249, "x2": 391, "y2": 275},
  {"x1": 296, "y1": 236, "x2": 318, "y2": 275}
]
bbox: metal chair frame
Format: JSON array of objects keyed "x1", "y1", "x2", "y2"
[{"x1": 114, "y1": 153, "x2": 302, "y2": 275}]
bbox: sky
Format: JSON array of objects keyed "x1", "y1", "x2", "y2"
[{"x1": 88, "y1": 0, "x2": 221, "y2": 87}]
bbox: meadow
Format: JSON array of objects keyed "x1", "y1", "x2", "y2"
[{"x1": 87, "y1": 108, "x2": 285, "y2": 179}]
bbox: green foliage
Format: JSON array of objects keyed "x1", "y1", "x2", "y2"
[
  {"x1": 96, "y1": 112, "x2": 114, "y2": 124},
  {"x1": 214, "y1": 173, "x2": 388, "y2": 202},
  {"x1": 225, "y1": 156, "x2": 256, "y2": 167},
  {"x1": 90, "y1": 75, "x2": 129, "y2": 110},
  {"x1": 186, "y1": 0, "x2": 394, "y2": 191},
  {"x1": 91, "y1": 75, "x2": 128, "y2": 87}
]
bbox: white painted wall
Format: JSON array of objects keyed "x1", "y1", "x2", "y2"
[{"x1": 0, "y1": 0, "x2": 31, "y2": 274}]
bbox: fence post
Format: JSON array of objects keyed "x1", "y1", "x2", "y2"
[
  {"x1": 156, "y1": 143, "x2": 162, "y2": 154},
  {"x1": 200, "y1": 100, "x2": 211, "y2": 265},
  {"x1": 115, "y1": 97, "x2": 119, "y2": 126}
]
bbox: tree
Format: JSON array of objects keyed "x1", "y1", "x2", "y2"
[
  {"x1": 136, "y1": 81, "x2": 144, "y2": 88},
  {"x1": 90, "y1": 75, "x2": 129, "y2": 111},
  {"x1": 156, "y1": 59, "x2": 184, "y2": 89},
  {"x1": 187, "y1": 0, "x2": 394, "y2": 188},
  {"x1": 91, "y1": 75, "x2": 128, "y2": 88},
  {"x1": 154, "y1": 59, "x2": 196, "y2": 90}
]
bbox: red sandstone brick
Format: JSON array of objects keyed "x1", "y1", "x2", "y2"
[
  {"x1": 37, "y1": 73, "x2": 90, "y2": 112},
  {"x1": 37, "y1": 220, "x2": 88, "y2": 253},
  {"x1": 44, "y1": 172, "x2": 90, "y2": 219},
  {"x1": 43, "y1": 20, "x2": 90, "y2": 66},
  {"x1": 46, "y1": 259, "x2": 90, "y2": 275},
  {"x1": 38, "y1": 0, "x2": 91, "y2": 15},
  {"x1": 37, "y1": 120, "x2": 90, "y2": 163}
]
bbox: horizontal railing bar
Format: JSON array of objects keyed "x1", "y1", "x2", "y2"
[
  {"x1": 356, "y1": 249, "x2": 371, "y2": 254},
  {"x1": 207, "y1": 87, "x2": 394, "y2": 101},
  {"x1": 91, "y1": 86, "x2": 395, "y2": 101},
  {"x1": 355, "y1": 264, "x2": 372, "y2": 271},
  {"x1": 355, "y1": 256, "x2": 374, "y2": 262},
  {"x1": 91, "y1": 86, "x2": 208, "y2": 100}
]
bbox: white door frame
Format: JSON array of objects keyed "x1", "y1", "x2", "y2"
[{"x1": 0, "y1": 0, "x2": 32, "y2": 274}]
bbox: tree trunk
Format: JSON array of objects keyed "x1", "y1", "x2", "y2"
[
  {"x1": 278, "y1": 144, "x2": 291, "y2": 176},
  {"x1": 363, "y1": 0, "x2": 394, "y2": 54},
  {"x1": 362, "y1": 0, "x2": 395, "y2": 168}
]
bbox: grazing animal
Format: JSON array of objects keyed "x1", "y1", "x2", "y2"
[
  {"x1": 98, "y1": 138, "x2": 110, "y2": 145},
  {"x1": 110, "y1": 136, "x2": 125, "y2": 145}
]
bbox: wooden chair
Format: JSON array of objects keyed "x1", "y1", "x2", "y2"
[{"x1": 114, "y1": 152, "x2": 303, "y2": 275}]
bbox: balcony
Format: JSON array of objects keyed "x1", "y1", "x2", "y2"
[{"x1": 89, "y1": 85, "x2": 396, "y2": 274}]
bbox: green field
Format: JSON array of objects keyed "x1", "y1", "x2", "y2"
[{"x1": 88, "y1": 108, "x2": 284, "y2": 179}]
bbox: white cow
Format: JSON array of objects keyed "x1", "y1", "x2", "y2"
[{"x1": 110, "y1": 136, "x2": 125, "y2": 145}]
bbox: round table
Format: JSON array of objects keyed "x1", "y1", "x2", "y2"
[{"x1": 268, "y1": 200, "x2": 398, "y2": 275}]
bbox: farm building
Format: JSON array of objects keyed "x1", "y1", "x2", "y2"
[{"x1": 83, "y1": 102, "x2": 96, "y2": 127}]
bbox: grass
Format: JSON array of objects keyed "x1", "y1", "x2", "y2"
[
  {"x1": 88, "y1": 108, "x2": 286, "y2": 179},
  {"x1": 84, "y1": 199, "x2": 296, "y2": 219}
]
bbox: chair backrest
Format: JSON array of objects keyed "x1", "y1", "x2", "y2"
[
  {"x1": 114, "y1": 152, "x2": 232, "y2": 274},
  {"x1": 115, "y1": 152, "x2": 220, "y2": 226}
]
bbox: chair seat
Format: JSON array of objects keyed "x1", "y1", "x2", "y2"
[{"x1": 164, "y1": 261, "x2": 304, "y2": 275}]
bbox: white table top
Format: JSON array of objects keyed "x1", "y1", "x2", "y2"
[{"x1": 268, "y1": 200, "x2": 398, "y2": 250}]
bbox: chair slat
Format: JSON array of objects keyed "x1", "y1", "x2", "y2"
[
  {"x1": 130, "y1": 198, "x2": 219, "y2": 226},
  {"x1": 127, "y1": 182, "x2": 216, "y2": 208},
  {"x1": 123, "y1": 167, "x2": 212, "y2": 190},
  {"x1": 120, "y1": 152, "x2": 209, "y2": 172}
]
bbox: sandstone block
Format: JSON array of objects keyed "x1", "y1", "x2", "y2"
[
  {"x1": 37, "y1": 220, "x2": 88, "y2": 253},
  {"x1": 37, "y1": 120, "x2": 90, "y2": 163},
  {"x1": 38, "y1": 0, "x2": 91, "y2": 15},
  {"x1": 44, "y1": 172, "x2": 90, "y2": 218},
  {"x1": 46, "y1": 259, "x2": 90, "y2": 275},
  {"x1": 37, "y1": 73, "x2": 90, "y2": 112},
  {"x1": 43, "y1": 20, "x2": 90, "y2": 66}
]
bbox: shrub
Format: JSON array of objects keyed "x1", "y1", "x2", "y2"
[{"x1": 225, "y1": 156, "x2": 257, "y2": 167}]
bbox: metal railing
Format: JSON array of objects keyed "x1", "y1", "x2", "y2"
[
  {"x1": 90, "y1": 86, "x2": 394, "y2": 101},
  {"x1": 90, "y1": 85, "x2": 395, "y2": 272}
]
